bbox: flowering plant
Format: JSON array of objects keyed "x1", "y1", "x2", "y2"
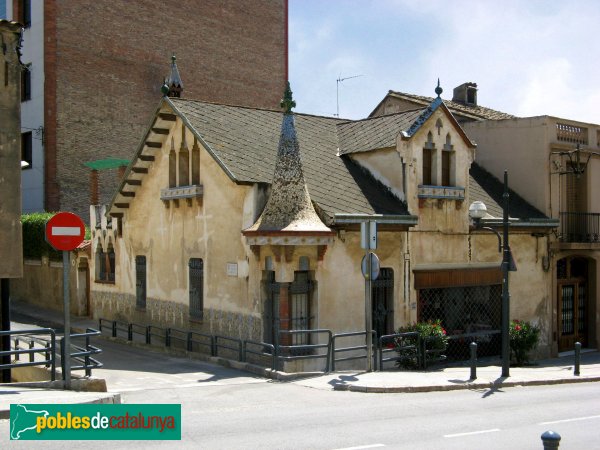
[
  {"x1": 509, "y1": 320, "x2": 540, "y2": 365},
  {"x1": 394, "y1": 320, "x2": 448, "y2": 370}
]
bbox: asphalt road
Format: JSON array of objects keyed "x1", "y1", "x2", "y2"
[{"x1": 2, "y1": 379, "x2": 599, "y2": 449}]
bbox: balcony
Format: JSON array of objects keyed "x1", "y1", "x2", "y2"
[{"x1": 559, "y1": 212, "x2": 600, "y2": 243}]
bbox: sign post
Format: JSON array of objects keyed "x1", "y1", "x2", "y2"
[
  {"x1": 45, "y1": 212, "x2": 85, "y2": 389},
  {"x1": 361, "y1": 221, "x2": 378, "y2": 372}
]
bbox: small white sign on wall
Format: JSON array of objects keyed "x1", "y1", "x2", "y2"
[{"x1": 226, "y1": 263, "x2": 238, "y2": 277}]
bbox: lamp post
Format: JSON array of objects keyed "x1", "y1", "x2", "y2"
[{"x1": 469, "y1": 170, "x2": 511, "y2": 378}]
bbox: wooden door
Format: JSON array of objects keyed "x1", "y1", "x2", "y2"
[{"x1": 558, "y1": 281, "x2": 587, "y2": 351}]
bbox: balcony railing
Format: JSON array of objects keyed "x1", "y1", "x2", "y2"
[
  {"x1": 559, "y1": 212, "x2": 600, "y2": 243},
  {"x1": 556, "y1": 123, "x2": 588, "y2": 145}
]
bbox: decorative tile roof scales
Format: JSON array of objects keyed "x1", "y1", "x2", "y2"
[{"x1": 244, "y1": 83, "x2": 332, "y2": 235}]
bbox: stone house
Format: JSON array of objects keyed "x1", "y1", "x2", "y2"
[
  {"x1": 372, "y1": 81, "x2": 600, "y2": 354},
  {"x1": 90, "y1": 83, "x2": 557, "y2": 369},
  {"x1": 463, "y1": 116, "x2": 600, "y2": 354}
]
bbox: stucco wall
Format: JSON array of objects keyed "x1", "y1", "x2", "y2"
[{"x1": 91, "y1": 117, "x2": 263, "y2": 339}]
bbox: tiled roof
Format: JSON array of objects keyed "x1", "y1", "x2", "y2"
[
  {"x1": 378, "y1": 91, "x2": 516, "y2": 121},
  {"x1": 170, "y1": 99, "x2": 410, "y2": 222},
  {"x1": 337, "y1": 108, "x2": 424, "y2": 155}
]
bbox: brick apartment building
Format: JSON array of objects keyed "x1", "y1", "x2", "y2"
[{"x1": 5, "y1": 0, "x2": 287, "y2": 220}]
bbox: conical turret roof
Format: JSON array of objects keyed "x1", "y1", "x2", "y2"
[{"x1": 244, "y1": 83, "x2": 332, "y2": 236}]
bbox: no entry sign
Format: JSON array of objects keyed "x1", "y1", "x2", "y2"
[{"x1": 45, "y1": 212, "x2": 85, "y2": 251}]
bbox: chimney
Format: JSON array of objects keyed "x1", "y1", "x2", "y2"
[{"x1": 452, "y1": 82, "x2": 478, "y2": 106}]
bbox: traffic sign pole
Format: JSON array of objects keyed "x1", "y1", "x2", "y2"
[
  {"x1": 365, "y1": 248, "x2": 373, "y2": 372},
  {"x1": 45, "y1": 212, "x2": 85, "y2": 390},
  {"x1": 63, "y1": 250, "x2": 71, "y2": 390}
]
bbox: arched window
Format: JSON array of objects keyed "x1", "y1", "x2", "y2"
[
  {"x1": 442, "y1": 133, "x2": 454, "y2": 186},
  {"x1": 178, "y1": 125, "x2": 190, "y2": 186},
  {"x1": 168, "y1": 137, "x2": 176, "y2": 188},
  {"x1": 422, "y1": 131, "x2": 435, "y2": 185}
]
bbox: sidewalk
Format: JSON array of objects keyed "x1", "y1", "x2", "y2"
[
  {"x1": 2, "y1": 301, "x2": 600, "y2": 419},
  {"x1": 296, "y1": 350, "x2": 600, "y2": 393}
]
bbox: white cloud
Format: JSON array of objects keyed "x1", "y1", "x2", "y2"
[{"x1": 290, "y1": 0, "x2": 600, "y2": 123}]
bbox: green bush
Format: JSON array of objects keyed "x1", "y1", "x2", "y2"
[
  {"x1": 509, "y1": 319, "x2": 540, "y2": 366},
  {"x1": 21, "y1": 212, "x2": 90, "y2": 261},
  {"x1": 394, "y1": 319, "x2": 448, "y2": 370}
]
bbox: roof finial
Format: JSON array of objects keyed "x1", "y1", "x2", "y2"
[
  {"x1": 280, "y1": 81, "x2": 296, "y2": 113},
  {"x1": 435, "y1": 78, "x2": 443, "y2": 98},
  {"x1": 163, "y1": 53, "x2": 183, "y2": 98}
]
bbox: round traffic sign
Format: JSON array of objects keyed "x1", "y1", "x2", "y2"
[
  {"x1": 45, "y1": 212, "x2": 86, "y2": 251},
  {"x1": 361, "y1": 252, "x2": 380, "y2": 281}
]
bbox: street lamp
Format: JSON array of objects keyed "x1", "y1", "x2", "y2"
[{"x1": 469, "y1": 170, "x2": 512, "y2": 378}]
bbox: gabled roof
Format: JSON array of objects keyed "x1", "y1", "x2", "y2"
[
  {"x1": 338, "y1": 97, "x2": 476, "y2": 156},
  {"x1": 371, "y1": 90, "x2": 516, "y2": 121},
  {"x1": 108, "y1": 97, "x2": 412, "y2": 225},
  {"x1": 107, "y1": 97, "x2": 553, "y2": 228}
]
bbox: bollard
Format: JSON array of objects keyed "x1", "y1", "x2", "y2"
[
  {"x1": 541, "y1": 430, "x2": 561, "y2": 449},
  {"x1": 469, "y1": 341, "x2": 477, "y2": 380},
  {"x1": 574, "y1": 342, "x2": 581, "y2": 376}
]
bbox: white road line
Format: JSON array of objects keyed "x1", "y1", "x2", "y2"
[
  {"x1": 539, "y1": 415, "x2": 600, "y2": 425},
  {"x1": 331, "y1": 445, "x2": 385, "y2": 450},
  {"x1": 444, "y1": 429, "x2": 500, "y2": 438}
]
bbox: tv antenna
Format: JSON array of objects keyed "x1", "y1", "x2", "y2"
[{"x1": 336, "y1": 74, "x2": 363, "y2": 117}]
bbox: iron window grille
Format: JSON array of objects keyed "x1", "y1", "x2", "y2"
[
  {"x1": 188, "y1": 258, "x2": 204, "y2": 320},
  {"x1": 135, "y1": 256, "x2": 147, "y2": 310}
]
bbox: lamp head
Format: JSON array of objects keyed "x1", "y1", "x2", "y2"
[{"x1": 469, "y1": 200, "x2": 487, "y2": 221}]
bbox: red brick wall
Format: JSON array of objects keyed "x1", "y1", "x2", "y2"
[{"x1": 47, "y1": 0, "x2": 286, "y2": 219}]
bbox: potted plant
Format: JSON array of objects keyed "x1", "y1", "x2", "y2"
[{"x1": 509, "y1": 319, "x2": 540, "y2": 365}]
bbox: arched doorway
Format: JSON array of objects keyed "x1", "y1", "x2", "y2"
[{"x1": 557, "y1": 256, "x2": 589, "y2": 351}]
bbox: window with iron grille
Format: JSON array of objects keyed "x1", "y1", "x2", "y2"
[
  {"x1": 188, "y1": 258, "x2": 203, "y2": 320},
  {"x1": 263, "y1": 270, "x2": 314, "y2": 347},
  {"x1": 135, "y1": 255, "x2": 147, "y2": 310},
  {"x1": 290, "y1": 271, "x2": 313, "y2": 346},
  {"x1": 418, "y1": 285, "x2": 501, "y2": 360},
  {"x1": 372, "y1": 268, "x2": 394, "y2": 338},
  {"x1": 94, "y1": 243, "x2": 115, "y2": 283}
]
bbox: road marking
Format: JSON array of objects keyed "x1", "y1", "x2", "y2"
[
  {"x1": 444, "y1": 429, "x2": 500, "y2": 438},
  {"x1": 331, "y1": 445, "x2": 385, "y2": 450},
  {"x1": 539, "y1": 415, "x2": 600, "y2": 425}
]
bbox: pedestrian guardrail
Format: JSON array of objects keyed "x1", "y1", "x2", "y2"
[
  {"x1": 1, "y1": 328, "x2": 57, "y2": 381},
  {"x1": 61, "y1": 328, "x2": 103, "y2": 377},
  {"x1": 278, "y1": 329, "x2": 332, "y2": 373},
  {"x1": 188, "y1": 331, "x2": 214, "y2": 355},
  {"x1": 214, "y1": 335, "x2": 243, "y2": 361},
  {"x1": 242, "y1": 340, "x2": 276, "y2": 371},
  {"x1": 146, "y1": 325, "x2": 167, "y2": 346},
  {"x1": 331, "y1": 330, "x2": 377, "y2": 371},
  {"x1": 378, "y1": 332, "x2": 420, "y2": 370}
]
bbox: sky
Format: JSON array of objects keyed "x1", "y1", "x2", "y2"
[{"x1": 289, "y1": 0, "x2": 600, "y2": 124}]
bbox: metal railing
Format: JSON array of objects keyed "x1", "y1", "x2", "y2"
[
  {"x1": 214, "y1": 335, "x2": 243, "y2": 361},
  {"x1": 1, "y1": 328, "x2": 57, "y2": 381},
  {"x1": 278, "y1": 329, "x2": 332, "y2": 373},
  {"x1": 61, "y1": 328, "x2": 103, "y2": 377},
  {"x1": 378, "y1": 331, "x2": 420, "y2": 370},
  {"x1": 331, "y1": 330, "x2": 377, "y2": 371},
  {"x1": 242, "y1": 340, "x2": 276, "y2": 371},
  {"x1": 559, "y1": 212, "x2": 600, "y2": 243},
  {"x1": 98, "y1": 318, "x2": 492, "y2": 374}
]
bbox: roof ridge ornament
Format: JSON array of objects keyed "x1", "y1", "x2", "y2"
[
  {"x1": 435, "y1": 78, "x2": 443, "y2": 98},
  {"x1": 162, "y1": 53, "x2": 183, "y2": 98},
  {"x1": 280, "y1": 81, "x2": 296, "y2": 113}
]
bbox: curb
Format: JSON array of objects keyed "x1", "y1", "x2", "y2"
[
  {"x1": 0, "y1": 392, "x2": 121, "y2": 420},
  {"x1": 333, "y1": 375, "x2": 600, "y2": 393}
]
